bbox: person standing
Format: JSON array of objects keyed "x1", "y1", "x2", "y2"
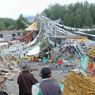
[
  {"x1": 32, "y1": 67, "x2": 63, "y2": 95},
  {"x1": 17, "y1": 63, "x2": 38, "y2": 95}
]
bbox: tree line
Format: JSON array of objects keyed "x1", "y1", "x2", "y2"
[
  {"x1": 0, "y1": 14, "x2": 28, "y2": 31},
  {"x1": 43, "y1": 1, "x2": 95, "y2": 28},
  {"x1": 1, "y1": 2, "x2": 95, "y2": 31}
]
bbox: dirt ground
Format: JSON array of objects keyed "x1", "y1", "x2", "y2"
[{"x1": 5, "y1": 62, "x2": 67, "y2": 95}]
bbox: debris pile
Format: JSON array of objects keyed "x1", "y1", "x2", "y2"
[
  {"x1": 63, "y1": 72, "x2": 95, "y2": 95},
  {"x1": 0, "y1": 61, "x2": 20, "y2": 80},
  {"x1": 0, "y1": 76, "x2": 6, "y2": 90}
]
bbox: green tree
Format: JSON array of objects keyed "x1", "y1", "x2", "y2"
[
  {"x1": 3, "y1": 18, "x2": 16, "y2": 30},
  {"x1": 44, "y1": 4, "x2": 64, "y2": 20},
  {"x1": 89, "y1": 4, "x2": 95, "y2": 25},
  {"x1": 16, "y1": 14, "x2": 28, "y2": 29},
  {"x1": 43, "y1": 1, "x2": 95, "y2": 28},
  {"x1": 0, "y1": 19, "x2": 6, "y2": 30}
]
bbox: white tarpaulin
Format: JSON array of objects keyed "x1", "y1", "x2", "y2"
[
  {"x1": 0, "y1": 42, "x2": 8, "y2": 46},
  {"x1": 26, "y1": 45, "x2": 40, "y2": 56}
]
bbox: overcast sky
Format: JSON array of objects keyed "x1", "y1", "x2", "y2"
[{"x1": 0, "y1": 0, "x2": 95, "y2": 19}]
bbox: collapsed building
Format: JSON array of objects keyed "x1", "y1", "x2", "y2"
[{"x1": 24, "y1": 15, "x2": 95, "y2": 74}]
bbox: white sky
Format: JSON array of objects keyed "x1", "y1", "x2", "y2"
[{"x1": 0, "y1": 0, "x2": 94, "y2": 19}]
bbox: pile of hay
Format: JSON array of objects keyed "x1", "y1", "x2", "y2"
[{"x1": 63, "y1": 72, "x2": 95, "y2": 95}]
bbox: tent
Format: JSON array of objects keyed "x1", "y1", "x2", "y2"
[{"x1": 25, "y1": 21, "x2": 39, "y2": 31}]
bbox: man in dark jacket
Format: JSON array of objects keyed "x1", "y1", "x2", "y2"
[
  {"x1": 17, "y1": 63, "x2": 38, "y2": 95},
  {"x1": 32, "y1": 67, "x2": 63, "y2": 95}
]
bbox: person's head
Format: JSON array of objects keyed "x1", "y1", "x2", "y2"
[
  {"x1": 21, "y1": 63, "x2": 30, "y2": 71},
  {"x1": 0, "y1": 91, "x2": 8, "y2": 95},
  {"x1": 40, "y1": 67, "x2": 51, "y2": 79}
]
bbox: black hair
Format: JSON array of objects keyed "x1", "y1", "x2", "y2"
[
  {"x1": 0, "y1": 91, "x2": 8, "y2": 95},
  {"x1": 40, "y1": 67, "x2": 51, "y2": 79}
]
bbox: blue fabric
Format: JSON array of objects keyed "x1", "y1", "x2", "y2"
[
  {"x1": 80, "y1": 55, "x2": 89, "y2": 72},
  {"x1": 59, "y1": 83, "x2": 64, "y2": 92},
  {"x1": 43, "y1": 57, "x2": 48, "y2": 63}
]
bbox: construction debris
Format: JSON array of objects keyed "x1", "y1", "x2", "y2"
[{"x1": 0, "y1": 76, "x2": 6, "y2": 91}]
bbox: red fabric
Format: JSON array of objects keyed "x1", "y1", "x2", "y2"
[
  {"x1": 88, "y1": 63, "x2": 93, "y2": 71},
  {"x1": 57, "y1": 60, "x2": 63, "y2": 65},
  {"x1": 93, "y1": 64, "x2": 95, "y2": 76},
  {"x1": 25, "y1": 32, "x2": 32, "y2": 44}
]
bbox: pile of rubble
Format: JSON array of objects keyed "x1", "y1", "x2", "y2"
[
  {"x1": 0, "y1": 76, "x2": 6, "y2": 91},
  {"x1": 0, "y1": 61, "x2": 20, "y2": 92}
]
